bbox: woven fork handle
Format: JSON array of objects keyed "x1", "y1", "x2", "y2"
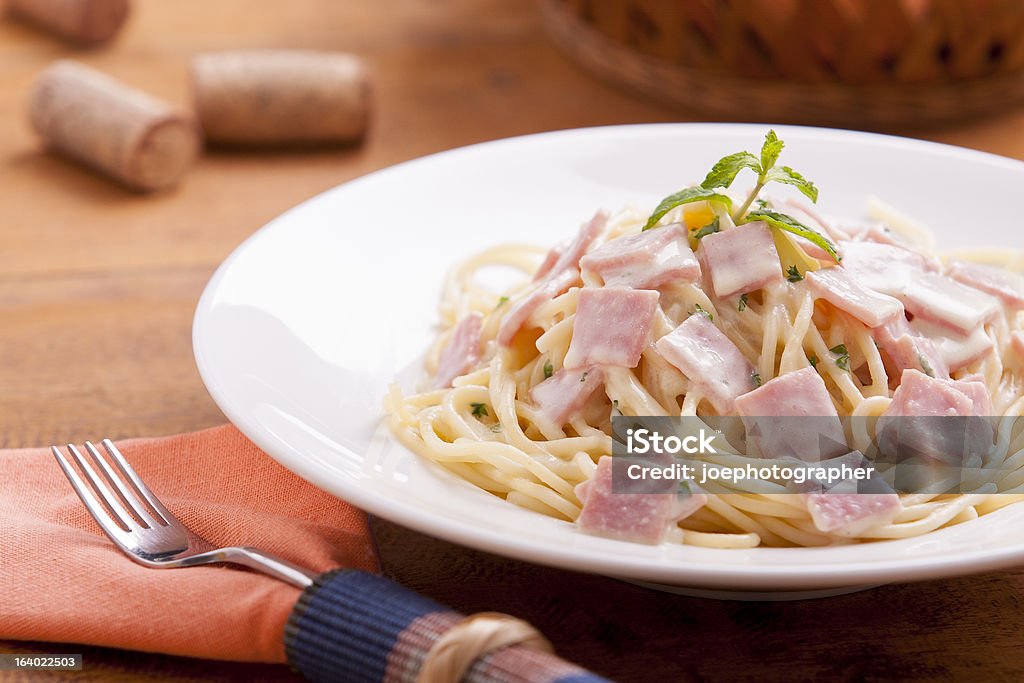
[{"x1": 285, "y1": 570, "x2": 612, "y2": 683}]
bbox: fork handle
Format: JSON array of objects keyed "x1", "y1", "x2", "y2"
[{"x1": 181, "y1": 546, "x2": 317, "y2": 588}]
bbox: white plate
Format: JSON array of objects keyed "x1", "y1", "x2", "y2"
[{"x1": 193, "y1": 124, "x2": 1024, "y2": 594}]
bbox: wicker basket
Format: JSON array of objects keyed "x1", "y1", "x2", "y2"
[{"x1": 540, "y1": 0, "x2": 1024, "y2": 128}]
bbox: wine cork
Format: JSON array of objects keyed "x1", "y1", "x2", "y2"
[
  {"x1": 29, "y1": 60, "x2": 200, "y2": 191},
  {"x1": 190, "y1": 50, "x2": 370, "y2": 146},
  {"x1": 7, "y1": 0, "x2": 130, "y2": 46}
]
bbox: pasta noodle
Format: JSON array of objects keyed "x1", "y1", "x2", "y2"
[{"x1": 385, "y1": 200, "x2": 1024, "y2": 548}]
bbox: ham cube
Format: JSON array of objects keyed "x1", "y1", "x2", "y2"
[
  {"x1": 697, "y1": 222, "x2": 784, "y2": 298},
  {"x1": 901, "y1": 273, "x2": 1000, "y2": 335},
  {"x1": 576, "y1": 456, "x2": 706, "y2": 544},
  {"x1": 806, "y1": 493, "x2": 901, "y2": 537},
  {"x1": 533, "y1": 210, "x2": 608, "y2": 282},
  {"x1": 806, "y1": 266, "x2": 904, "y2": 328},
  {"x1": 735, "y1": 367, "x2": 838, "y2": 418},
  {"x1": 563, "y1": 289, "x2": 660, "y2": 369},
  {"x1": 879, "y1": 369, "x2": 994, "y2": 464},
  {"x1": 530, "y1": 366, "x2": 605, "y2": 426},
  {"x1": 874, "y1": 316, "x2": 949, "y2": 379},
  {"x1": 434, "y1": 312, "x2": 483, "y2": 388},
  {"x1": 838, "y1": 240, "x2": 939, "y2": 296},
  {"x1": 655, "y1": 313, "x2": 754, "y2": 414},
  {"x1": 947, "y1": 260, "x2": 1024, "y2": 310},
  {"x1": 910, "y1": 320, "x2": 995, "y2": 374},
  {"x1": 954, "y1": 375, "x2": 993, "y2": 417},
  {"x1": 580, "y1": 223, "x2": 701, "y2": 290},
  {"x1": 497, "y1": 267, "x2": 580, "y2": 347},
  {"x1": 885, "y1": 369, "x2": 976, "y2": 418},
  {"x1": 734, "y1": 367, "x2": 846, "y2": 460}
]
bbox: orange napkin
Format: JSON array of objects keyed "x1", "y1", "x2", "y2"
[{"x1": 0, "y1": 424, "x2": 378, "y2": 663}]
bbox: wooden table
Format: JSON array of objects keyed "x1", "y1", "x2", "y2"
[{"x1": 3, "y1": 1, "x2": 1024, "y2": 680}]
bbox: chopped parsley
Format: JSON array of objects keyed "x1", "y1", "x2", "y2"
[
  {"x1": 497, "y1": 296, "x2": 509, "y2": 307},
  {"x1": 489, "y1": 424, "x2": 503, "y2": 433},
  {"x1": 752, "y1": 371, "x2": 763, "y2": 388},
  {"x1": 693, "y1": 216, "x2": 720, "y2": 240},
  {"x1": 829, "y1": 344, "x2": 850, "y2": 371},
  {"x1": 808, "y1": 354, "x2": 819, "y2": 368},
  {"x1": 543, "y1": 360, "x2": 553, "y2": 379},
  {"x1": 694, "y1": 304, "x2": 713, "y2": 321},
  {"x1": 738, "y1": 293, "x2": 748, "y2": 312},
  {"x1": 786, "y1": 265, "x2": 804, "y2": 282},
  {"x1": 470, "y1": 402, "x2": 489, "y2": 418},
  {"x1": 580, "y1": 371, "x2": 589, "y2": 383}
]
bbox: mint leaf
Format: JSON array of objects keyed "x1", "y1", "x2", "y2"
[
  {"x1": 744, "y1": 209, "x2": 840, "y2": 262},
  {"x1": 701, "y1": 152, "x2": 761, "y2": 190},
  {"x1": 643, "y1": 187, "x2": 731, "y2": 231},
  {"x1": 765, "y1": 166, "x2": 818, "y2": 203},
  {"x1": 760, "y1": 130, "x2": 784, "y2": 173},
  {"x1": 693, "y1": 216, "x2": 720, "y2": 240}
]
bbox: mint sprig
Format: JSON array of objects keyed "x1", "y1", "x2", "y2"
[{"x1": 644, "y1": 130, "x2": 838, "y2": 263}]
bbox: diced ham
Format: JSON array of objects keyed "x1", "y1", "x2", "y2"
[
  {"x1": 879, "y1": 369, "x2": 994, "y2": 463},
  {"x1": 910, "y1": 319, "x2": 995, "y2": 374},
  {"x1": 947, "y1": 260, "x2": 1024, "y2": 310},
  {"x1": 735, "y1": 367, "x2": 838, "y2": 417},
  {"x1": 563, "y1": 288, "x2": 660, "y2": 369},
  {"x1": 497, "y1": 267, "x2": 580, "y2": 346},
  {"x1": 533, "y1": 210, "x2": 608, "y2": 282},
  {"x1": 655, "y1": 313, "x2": 754, "y2": 414},
  {"x1": 434, "y1": 312, "x2": 483, "y2": 388},
  {"x1": 576, "y1": 455, "x2": 706, "y2": 544},
  {"x1": 530, "y1": 366, "x2": 605, "y2": 426},
  {"x1": 806, "y1": 266, "x2": 904, "y2": 328},
  {"x1": 734, "y1": 367, "x2": 846, "y2": 460},
  {"x1": 805, "y1": 493, "x2": 901, "y2": 537},
  {"x1": 901, "y1": 273, "x2": 1000, "y2": 335},
  {"x1": 885, "y1": 369, "x2": 976, "y2": 418},
  {"x1": 874, "y1": 317, "x2": 949, "y2": 380},
  {"x1": 697, "y1": 222, "x2": 784, "y2": 298},
  {"x1": 501, "y1": 211, "x2": 609, "y2": 347},
  {"x1": 580, "y1": 223, "x2": 701, "y2": 290},
  {"x1": 837, "y1": 240, "x2": 939, "y2": 296},
  {"x1": 954, "y1": 375, "x2": 993, "y2": 417}
]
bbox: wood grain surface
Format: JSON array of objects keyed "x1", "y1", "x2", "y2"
[{"x1": 2, "y1": 1, "x2": 1024, "y2": 681}]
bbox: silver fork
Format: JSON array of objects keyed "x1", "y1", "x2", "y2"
[{"x1": 52, "y1": 439, "x2": 317, "y2": 588}]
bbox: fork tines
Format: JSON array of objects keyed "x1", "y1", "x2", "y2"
[{"x1": 51, "y1": 439, "x2": 172, "y2": 538}]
